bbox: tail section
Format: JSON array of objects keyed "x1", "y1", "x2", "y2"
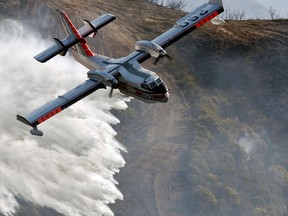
[
  {"x1": 57, "y1": 10, "x2": 95, "y2": 57},
  {"x1": 34, "y1": 13, "x2": 115, "y2": 63}
]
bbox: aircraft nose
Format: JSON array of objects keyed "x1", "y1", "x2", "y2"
[{"x1": 164, "y1": 91, "x2": 170, "y2": 102}]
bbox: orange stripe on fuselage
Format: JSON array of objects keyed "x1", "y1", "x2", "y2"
[{"x1": 62, "y1": 12, "x2": 94, "y2": 57}]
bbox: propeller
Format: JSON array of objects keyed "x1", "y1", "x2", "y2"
[
  {"x1": 109, "y1": 87, "x2": 114, "y2": 98},
  {"x1": 153, "y1": 53, "x2": 173, "y2": 65},
  {"x1": 109, "y1": 78, "x2": 118, "y2": 98}
]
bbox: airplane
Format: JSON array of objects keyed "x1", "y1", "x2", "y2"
[{"x1": 17, "y1": 0, "x2": 224, "y2": 136}]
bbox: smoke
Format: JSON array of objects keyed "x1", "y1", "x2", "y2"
[
  {"x1": 0, "y1": 19, "x2": 128, "y2": 216},
  {"x1": 238, "y1": 131, "x2": 267, "y2": 159},
  {"x1": 238, "y1": 133, "x2": 255, "y2": 155}
]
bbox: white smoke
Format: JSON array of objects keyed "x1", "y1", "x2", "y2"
[
  {"x1": 0, "y1": 19, "x2": 128, "y2": 216},
  {"x1": 238, "y1": 132, "x2": 267, "y2": 160},
  {"x1": 238, "y1": 133, "x2": 255, "y2": 155}
]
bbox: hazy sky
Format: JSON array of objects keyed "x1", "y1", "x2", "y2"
[
  {"x1": 256, "y1": 0, "x2": 288, "y2": 16},
  {"x1": 162, "y1": 0, "x2": 288, "y2": 18}
]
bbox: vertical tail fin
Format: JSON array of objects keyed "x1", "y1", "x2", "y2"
[{"x1": 56, "y1": 10, "x2": 95, "y2": 57}]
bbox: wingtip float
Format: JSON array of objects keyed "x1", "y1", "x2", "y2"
[{"x1": 17, "y1": 0, "x2": 224, "y2": 136}]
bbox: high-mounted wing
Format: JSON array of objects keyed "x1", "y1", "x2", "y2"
[
  {"x1": 127, "y1": 0, "x2": 224, "y2": 63},
  {"x1": 35, "y1": 13, "x2": 116, "y2": 63},
  {"x1": 17, "y1": 80, "x2": 105, "y2": 136}
]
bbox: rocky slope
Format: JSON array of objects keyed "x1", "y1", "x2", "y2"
[{"x1": 1, "y1": 0, "x2": 288, "y2": 215}]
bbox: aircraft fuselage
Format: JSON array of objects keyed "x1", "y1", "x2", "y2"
[{"x1": 74, "y1": 51, "x2": 169, "y2": 103}]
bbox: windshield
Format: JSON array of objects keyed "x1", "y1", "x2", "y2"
[{"x1": 141, "y1": 78, "x2": 167, "y2": 94}]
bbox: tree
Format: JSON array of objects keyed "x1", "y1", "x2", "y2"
[
  {"x1": 167, "y1": 0, "x2": 187, "y2": 10},
  {"x1": 224, "y1": 9, "x2": 246, "y2": 20},
  {"x1": 198, "y1": 187, "x2": 218, "y2": 206},
  {"x1": 268, "y1": 6, "x2": 280, "y2": 20}
]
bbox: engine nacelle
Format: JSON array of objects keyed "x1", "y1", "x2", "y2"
[
  {"x1": 135, "y1": 40, "x2": 166, "y2": 58},
  {"x1": 87, "y1": 70, "x2": 118, "y2": 87}
]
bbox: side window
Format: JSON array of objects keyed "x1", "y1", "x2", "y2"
[
  {"x1": 156, "y1": 78, "x2": 162, "y2": 85},
  {"x1": 141, "y1": 83, "x2": 150, "y2": 90}
]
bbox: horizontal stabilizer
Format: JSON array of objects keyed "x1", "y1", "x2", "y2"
[
  {"x1": 83, "y1": 19, "x2": 97, "y2": 31},
  {"x1": 83, "y1": 19, "x2": 98, "y2": 38},
  {"x1": 34, "y1": 13, "x2": 116, "y2": 63},
  {"x1": 53, "y1": 37, "x2": 68, "y2": 56}
]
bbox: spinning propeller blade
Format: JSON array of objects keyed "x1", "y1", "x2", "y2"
[
  {"x1": 153, "y1": 53, "x2": 173, "y2": 65},
  {"x1": 109, "y1": 87, "x2": 114, "y2": 98},
  {"x1": 108, "y1": 78, "x2": 118, "y2": 98}
]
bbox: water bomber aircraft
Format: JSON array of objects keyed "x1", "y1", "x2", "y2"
[{"x1": 17, "y1": 0, "x2": 224, "y2": 136}]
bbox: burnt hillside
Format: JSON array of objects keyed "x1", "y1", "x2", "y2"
[{"x1": 1, "y1": 0, "x2": 288, "y2": 216}]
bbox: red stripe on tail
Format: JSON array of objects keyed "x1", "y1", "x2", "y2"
[{"x1": 62, "y1": 12, "x2": 94, "y2": 57}]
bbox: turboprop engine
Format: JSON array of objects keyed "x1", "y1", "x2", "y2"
[
  {"x1": 135, "y1": 40, "x2": 172, "y2": 65},
  {"x1": 135, "y1": 40, "x2": 166, "y2": 58},
  {"x1": 87, "y1": 70, "x2": 118, "y2": 88}
]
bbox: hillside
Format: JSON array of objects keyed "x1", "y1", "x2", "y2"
[
  {"x1": 160, "y1": 0, "x2": 270, "y2": 19},
  {"x1": 112, "y1": 18, "x2": 288, "y2": 216},
  {"x1": 1, "y1": 0, "x2": 288, "y2": 216}
]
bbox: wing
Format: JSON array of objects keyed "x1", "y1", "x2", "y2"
[
  {"x1": 17, "y1": 80, "x2": 105, "y2": 129},
  {"x1": 35, "y1": 13, "x2": 116, "y2": 63},
  {"x1": 127, "y1": 0, "x2": 224, "y2": 63}
]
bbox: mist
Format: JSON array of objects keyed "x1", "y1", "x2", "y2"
[{"x1": 0, "y1": 19, "x2": 128, "y2": 216}]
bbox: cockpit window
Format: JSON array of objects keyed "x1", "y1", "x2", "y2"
[
  {"x1": 149, "y1": 81, "x2": 157, "y2": 89},
  {"x1": 141, "y1": 83, "x2": 150, "y2": 90},
  {"x1": 141, "y1": 78, "x2": 167, "y2": 94},
  {"x1": 153, "y1": 83, "x2": 167, "y2": 94},
  {"x1": 156, "y1": 78, "x2": 162, "y2": 85}
]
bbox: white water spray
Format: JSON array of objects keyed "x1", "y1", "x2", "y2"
[{"x1": 0, "y1": 19, "x2": 128, "y2": 216}]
